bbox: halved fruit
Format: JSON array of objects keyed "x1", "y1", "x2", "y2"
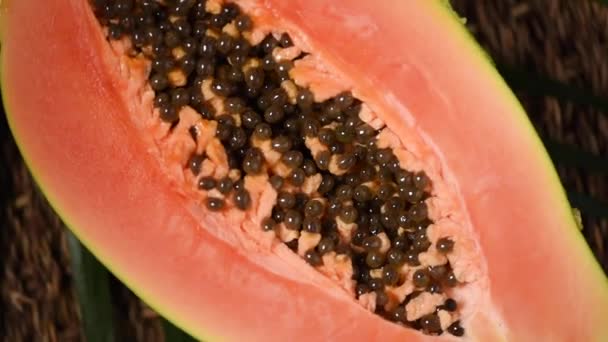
[{"x1": 2, "y1": 0, "x2": 607, "y2": 341}]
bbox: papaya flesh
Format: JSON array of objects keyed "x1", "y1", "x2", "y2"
[{"x1": 2, "y1": 0, "x2": 608, "y2": 341}]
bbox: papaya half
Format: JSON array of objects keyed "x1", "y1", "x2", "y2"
[{"x1": 2, "y1": 0, "x2": 607, "y2": 341}]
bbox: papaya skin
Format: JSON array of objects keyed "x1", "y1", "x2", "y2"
[
  {"x1": 430, "y1": 2, "x2": 602, "y2": 267},
  {"x1": 2, "y1": 0, "x2": 607, "y2": 341}
]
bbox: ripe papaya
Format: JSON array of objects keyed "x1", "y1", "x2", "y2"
[{"x1": 1, "y1": 0, "x2": 607, "y2": 341}]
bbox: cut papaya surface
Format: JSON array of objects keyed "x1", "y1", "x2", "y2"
[{"x1": 2, "y1": 0, "x2": 608, "y2": 341}]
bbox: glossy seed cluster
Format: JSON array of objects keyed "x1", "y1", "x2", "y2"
[{"x1": 92, "y1": 0, "x2": 464, "y2": 337}]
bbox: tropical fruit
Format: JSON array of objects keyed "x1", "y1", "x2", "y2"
[{"x1": 2, "y1": 0, "x2": 608, "y2": 341}]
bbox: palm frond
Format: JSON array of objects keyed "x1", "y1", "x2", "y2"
[
  {"x1": 67, "y1": 233, "x2": 116, "y2": 342},
  {"x1": 498, "y1": 64, "x2": 608, "y2": 115}
]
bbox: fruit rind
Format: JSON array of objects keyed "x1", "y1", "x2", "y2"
[{"x1": 428, "y1": 0, "x2": 605, "y2": 277}]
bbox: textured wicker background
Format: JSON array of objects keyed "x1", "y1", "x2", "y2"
[{"x1": 1, "y1": 1, "x2": 607, "y2": 341}]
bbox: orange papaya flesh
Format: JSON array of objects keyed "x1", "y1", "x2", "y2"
[{"x1": 2, "y1": 0, "x2": 608, "y2": 341}]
